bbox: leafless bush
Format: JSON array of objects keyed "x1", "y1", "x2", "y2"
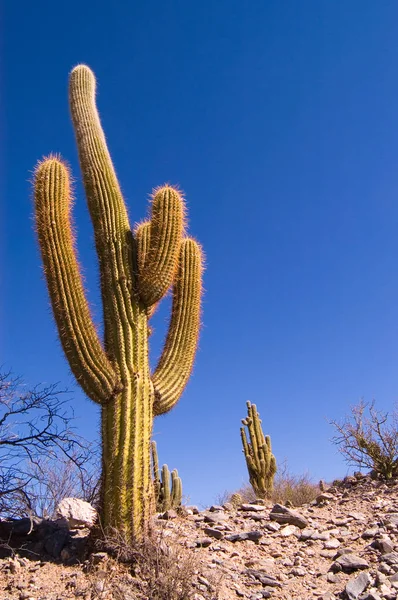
[
  {"x1": 271, "y1": 461, "x2": 319, "y2": 506},
  {"x1": 330, "y1": 399, "x2": 398, "y2": 479},
  {"x1": 0, "y1": 371, "x2": 100, "y2": 518},
  {"x1": 91, "y1": 524, "x2": 220, "y2": 599}
]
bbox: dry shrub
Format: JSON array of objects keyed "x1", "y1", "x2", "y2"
[
  {"x1": 330, "y1": 399, "x2": 398, "y2": 479},
  {"x1": 90, "y1": 523, "x2": 220, "y2": 600},
  {"x1": 224, "y1": 461, "x2": 319, "y2": 508},
  {"x1": 271, "y1": 462, "x2": 319, "y2": 506}
]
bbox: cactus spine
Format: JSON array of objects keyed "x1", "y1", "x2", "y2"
[
  {"x1": 33, "y1": 65, "x2": 203, "y2": 540},
  {"x1": 241, "y1": 401, "x2": 276, "y2": 498},
  {"x1": 151, "y1": 441, "x2": 182, "y2": 511}
]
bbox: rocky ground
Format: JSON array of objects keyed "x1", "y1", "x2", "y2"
[{"x1": 0, "y1": 474, "x2": 398, "y2": 599}]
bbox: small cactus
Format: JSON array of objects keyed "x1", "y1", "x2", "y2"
[
  {"x1": 151, "y1": 441, "x2": 182, "y2": 511},
  {"x1": 240, "y1": 401, "x2": 276, "y2": 498},
  {"x1": 230, "y1": 492, "x2": 243, "y2": 507}
]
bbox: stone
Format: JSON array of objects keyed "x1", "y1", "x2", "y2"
[
  {"x1": 240, "y1": 504, "x2": 266, "y2": 512},
  {"x1": 44, "y1": 528, "x2": 69, "y2": 558},
  {"x1": 345, "y1": 571, "x2": 372, "y2": 599},
  {"x1": 316, "y1": 493, "x2": 335, "y2": 504},
  {"x1": 204, "y1": 528, "x2": 224, "y2": 540},
  {"x1": 265, "y1": 522, "x2": 280, "y2": 532},
  {"x1": 362, "y1": 527, "x2": 379, "y2": 539},
  {"x1": 280, "y1": 525, "x2": 299, "y2": 537},
  {"x1": 371, "y1": 538, "x2": 395, "y2": 554},
  {"x1": 160, "y1": 509, "x2": 178, "y2": 520},
  {"x1": 203, "y1": 512, "x2": 228, "y2": 524},
  {"x1": 269, "y1": 504, "x2": 308, "y2": 528},
  {"x1": 362, "y1": 592, "x2": 382, "y2": 600},
  {"x1": 56, "y1": 498, "x2": 96, "y2": 529},
  {"x1": 225, "y1": 531, "x2": 263, "y2": 543},
  {"x1": 323, "y1": 538, "x2": 340, "y2": 549},
  {"x1": 245, "y1": 569, "x2": 282, "y2": 587},
  {"x1": 196, "y1": 538, "x2": 212, "y2": 547},
  {"x1": 380, "y1": 552, "x2": 398, "y2": 568},
  {"x1": 331, "y1": 553, "x2": 369, "y2": 572}
]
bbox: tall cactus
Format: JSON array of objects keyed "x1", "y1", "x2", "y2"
[
  {"x1": 33, "y1": 65, "x2": 203, "y2": 540},
  {"x1": 241, "y1": 401, "x2": 277, "y2": 498}
]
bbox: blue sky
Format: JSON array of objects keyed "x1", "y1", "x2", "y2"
[{"x1": 3, "y1": 1, "x2": 398, "y2": 507}]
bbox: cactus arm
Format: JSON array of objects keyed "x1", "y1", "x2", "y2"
[
  {"x1": 34, "y1": 158, "x2": 119, "y2": 404},
  {"x1": 161, "y1": 464, "x2": 171, "y2": 510},
  {"x1": 69, "y1": 65, "x2": 134, "y2": 358},
  {"x1": 152, "y1": 238, "x2": 203, "y2": 415},
  {"x1": 135, "y1": 221, "x2": 151, "y2": 276},
  {"x1": 138, "y1": 187, "x2": 185, "y2": 307},
  {"x1": 171, "y1": 469, "x2": 182, "y2": 507}
]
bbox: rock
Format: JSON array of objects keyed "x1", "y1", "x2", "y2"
[
  {"x1": 203, "y1": 512, "x2": 228, "y2": 524},
  {"x1": 324, "y1": 538, "x2": 340, "y2": 549},
  {"x1": 56, "y1": 498, "x2": 96, "y2": 528},
  {"x1": 226, "y1": 531, "x2": 263, "y2": 543},
  {"x1": 300, "y1": 528, "x2": 317, "y2": 540},
  {"x1": 0, "y1": 517, "x2": 40, "y2": 538},
  {"x1": 265, "y1": 522, "x2": 280, "y2": 532},
  {"x1": 280, "y1": 525, "x2": 299, "y2": 537},
  {"x1": 362, "y1": 592, "x2": 382, "y2": 600},
  {"x1": 380, "y1": 552, "x2": 398, "y2": 568},
  {"x1": 245, "y1": 569, "x2": 282, "y2": 587},
  {"x1": 209, "y1": 505, "x2": 224, "y2": 512},
  {"x1": 290, "y1": 566, "x2": 306, "y2": 576},
  {"x1": 316, "y1": 493, "x2": 335, "y2": 504},
  {"x1": 345, "y1": 571, "x2": 372, "y2": 599},
  {"x1": 196, "y1": 538, "x2": 213, "y2": 547},
  {"x1": 362, "y1": 527, "x2": 379, "y2": 539},
  {"x1": 44, "y1": 528, "x2": 69, "y2": 558},
  {"x1": 269, "y1": 504, "x2": 308, "y2": 528},
  {"x1": 160, "y1": 509, "x2": 178, "y2": 520},
  {"x1": 240, "y1": 504, "x2": 266, "y2": 512},
  {"x1": 331, "y1": 553, "x2": 369, "y2": 572},
  {"x1": 204, "y1": 528, "x2": 224, "y2": 540},
  {"x1": 371, "y1": 538, "x2": 395, "y2": 554}
]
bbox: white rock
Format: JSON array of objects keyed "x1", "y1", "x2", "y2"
[
  {"x1": 280, "y1": 524, "x2": 299, "y2": 537},
  {"x1": 56, "y1": 497, "x2": 97, "y2": 528}
]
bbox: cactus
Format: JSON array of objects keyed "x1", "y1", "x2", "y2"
[
  {"x1": 33, "y1": 65, "x2": 203, "y2": 540},
  {"x1": 240, "y1": 401, "x2": 276, "y2": 498},
  {"x1": 230, "y1": 492, "x2": 243, "y2": 507},
  {"x1": 151, "y1": 441, "x2": 182, "y2": 511}
]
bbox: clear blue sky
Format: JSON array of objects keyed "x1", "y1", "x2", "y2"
[{"x1": 3, "y1": 1, "x2": 398, "y2": 507}]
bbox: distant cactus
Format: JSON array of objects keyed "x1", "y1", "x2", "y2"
[
  {"x1": 33, "y1": 65, "x2": 203, "y2": 541},
  {"x1": 240, "y1": 401, "x2": 277, "y2": 498},
  {"x1": 151, "y1": 441, "x2": 182, "y2": 511}
]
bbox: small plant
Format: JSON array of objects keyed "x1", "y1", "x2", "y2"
[
  {"x1": 94, "y1": 525, "x2": 220, "y2": 599},
  {"x1": 271, "y1": 461, "x2": 319, "y2": 506},
  {"x1": 151, "y1": 441, "x2": 182, "y2": 511},
  {"x1": 240, "y1": 401, "x2": 277, "y2": 498},
  {"x1": 225, "y1": 461, "x2": 319, "y2": 507},
  {"x1": 229, "y1": 492, "x2": 243, "y2": 507},
  {"x1": 330, "y1": 400, "x2": 398, "y2": 479}
]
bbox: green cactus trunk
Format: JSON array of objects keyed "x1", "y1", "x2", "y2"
[{"x1": 33, "y1": 65, "x2": 203, "y2": 541}]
